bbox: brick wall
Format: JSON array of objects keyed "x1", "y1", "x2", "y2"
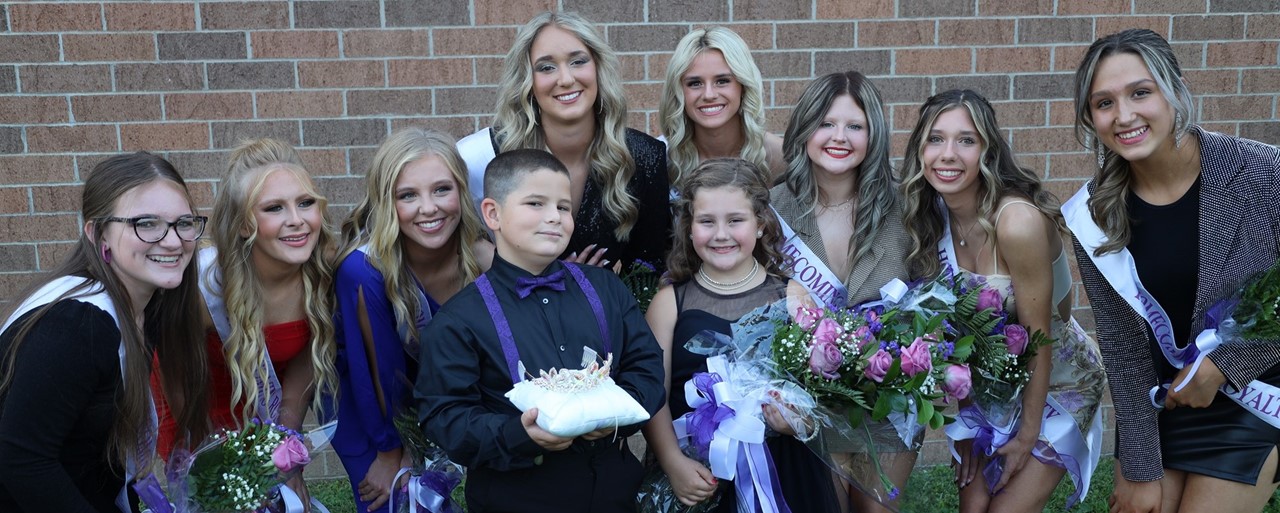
[{"x1": 2, "y1": 0, "x2": 1278, "y2": 473}]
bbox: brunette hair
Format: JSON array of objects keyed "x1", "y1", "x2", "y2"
[
  {"x1": 666, "y1": 158, "x2": 785, "y2": 284},
  {"x1": 0, "y1": 152, "x2": 209, "y2": 469}
]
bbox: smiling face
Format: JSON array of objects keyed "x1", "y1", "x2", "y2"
[
  {"x1": 248, "y1": 167, "x2": 323, "y2": 268},
  {"x1": 1088, "y1": 52, "x2": 1177, "y2": 166},
  {"x1": 681, "y1": 50, "x2": 743, "y2": 132},
  {"x1": 529, "y1": 25, "x2": 598, "y2": 127},
  {"x1": 101, "y1": 179, "x2": 198, "y2": 302},
  {"x1": 690, "y1": 185, "x2": 759, "y2": 278},
  {"x1": 805, "y1": 94, "x2": 869, "y2": 176},
  {"x1": 395, "y1": 154, "x2": 463, "y2": 254},
  {"x1": 482, "y1": 168, "x2": 574, "y2": 274},
  {"x1": 921, "y1": 107, "x2": 985, "y2": 202}
]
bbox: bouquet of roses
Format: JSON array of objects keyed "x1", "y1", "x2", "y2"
[
  {"x1": 941, "y1": 274, "x2": 1052, "y2": 410},
  {"x1": 619, "y1": 259, "x2": 660, "y2": 313},
  {"x1": 136, "y1": 420, "x2": 312, "y2": 513}
]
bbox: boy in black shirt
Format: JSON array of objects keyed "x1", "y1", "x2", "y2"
[{"x1": 415, "y1": 149, "x2": 665, "y2": 512}]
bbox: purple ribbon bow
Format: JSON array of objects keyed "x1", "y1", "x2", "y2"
[
  {"x1": 956, "y1": 405, "x2": 1017, "y2": 494},
  {"x1": 515, "y1": 270, "x2": 566, "y2": 298},
  {"x1": 413, "y1": 470, "x2": 464, "y2": 513},
  {"x1": 686, "y1": 372, "x2": 735, "y2": 459}
]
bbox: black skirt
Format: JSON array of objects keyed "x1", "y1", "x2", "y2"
[{"x1": 1156, "y1": 354, "x2": 1280, "y2": 484}]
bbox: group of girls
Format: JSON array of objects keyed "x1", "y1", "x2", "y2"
[{"x1": 0, "y1": 8, "x2": 1276, "y2": 513}]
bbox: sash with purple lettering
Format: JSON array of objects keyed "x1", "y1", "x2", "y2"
[
  {"x1": 772, "y1": 206, "x2": 849, "y2": 310},
  {"x1": 940, "y1": 198, "x2": 1103, "y2": 507},
  {"x1": 2, "y1": 276, "x2": 158, "y2": 513},
  {"x1": 1064, "y1": 185, "x2": 1280, "y2": 429}
]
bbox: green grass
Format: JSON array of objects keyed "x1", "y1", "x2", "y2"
[
  {"x1": 900, "y1": 458, "x2": 1280, "y2": 512},
  {"x1": 308, "y1": 459, "x2": 1280, "y2": 512}
]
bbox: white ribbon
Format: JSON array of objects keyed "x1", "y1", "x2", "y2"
[
  {"x1": 279, "y1": 483, "x2": 332, "y2": 513},
  {"x1": 674, "y1": 355, "x2": 793, "y2": 513},
  {"x1": 772, "y1": 206, "x2": 849, "y2": 309},
  {"x1": 1064, "y1": 185, "x2": 1280, "y2": 429}
]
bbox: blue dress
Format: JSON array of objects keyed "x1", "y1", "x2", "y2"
[{"x1": 333, "y1": 246, "x2": 440, "y2": 513}]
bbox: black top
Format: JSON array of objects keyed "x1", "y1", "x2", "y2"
[
  {"x1": 0, "y1": 301, "x2": 126, "y2": 513},
  {"x1": 488, "y1": 128, "x2": 673, "y2": 272},
  {"x1": 669, "y1": 276, "x2": 788, "y2": 419},
  {"x1": 1128, "y1": 175, "x2": 1201, "y2": 376},
  {"x1": 415, "y1": 253, "x2": 665, "y2": 472}
]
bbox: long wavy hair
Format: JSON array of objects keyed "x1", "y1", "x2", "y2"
[
  {"x1": 0, "y1": 152, "x2": 208, "y2": 471},
  {"x1": 340, "y1": 128, "x2": 486, "y2": 345},
  {"x1": 1073, "y1": 28, "x2": 1196, "y2": 256},
  {"x1": 660, "y1": 27, "x2": 769, "y2": 184},
  {"x1": 492, "y1": 11, "x2": 638, "y2": 241},
  {"x1": 780, "y1": 71, "x2": 896, "y2": 269},
  {"x1": 667, "y1": 158, "x2": 786, "y2": 284},
  {"x1": 901, "y1": 90, "x2": 1067, "y2": 278},
  {"x1": 212, "y1": 138, "x2": 338, "y2": 425}
]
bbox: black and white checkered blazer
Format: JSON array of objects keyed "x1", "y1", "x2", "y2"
[{"x1": 1072, "y1": 126, "x2": 1280, "y2": 482}]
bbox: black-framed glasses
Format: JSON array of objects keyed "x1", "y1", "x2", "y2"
[{"x1": 101, "y1": 215, "x2": 207, "y2": 243}]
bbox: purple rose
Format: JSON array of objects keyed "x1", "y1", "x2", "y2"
[
  {"x1": 794, "y1": 306, "x2": 821, "y2": 331},
  {"x1": 809, "y1": 340, "x2": 844, "y2": 380},
  {"x1": 942, "y1": 364, "x2": 972, "y2": 402},
  {"x1": 814, "y1": 318, "x2": 843, "y2": 346},
  {"x1": 977, "y1": 287, "x2": 1004, "y2": 315},
  {"x1": 1005, "y1": 324, "x2": 1029, "y2": 356},
  {"x1": 272, "y1": 436, "x2": 311, "y2": 472},
  {"x1": 864, "y1": 349, "x2": 893, "y2": 383},
  {"x1": 899, "y1": 337, "x2": 933, "y2": 376}
]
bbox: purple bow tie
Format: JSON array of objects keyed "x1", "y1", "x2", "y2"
[{"x1": 515, "y1": 270, "x2": 566, "y2": 298}]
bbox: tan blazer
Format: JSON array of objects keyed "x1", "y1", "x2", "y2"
[{"x1": 770, "y1": 183, "x2": 914, "y2": 306}]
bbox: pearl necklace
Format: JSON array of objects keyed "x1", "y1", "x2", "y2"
[
  {"x1": 698, "y1": 260, "x2": 760, "y2": 291},
  {"x1": 955, "y1": 216, "x2": 981, "y2": 247}
]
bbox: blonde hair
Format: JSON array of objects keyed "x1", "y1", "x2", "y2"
[
  {"x1": 660, "y1": 27, "x2": 768, "y2": 184},
  {"x1": 901, "y1": 90, "x2": 1066, "y2": 278},
  {"x1": 340, "y1": 128, "x2": 486, "y2": 344},
  {"x1": 1072, "y1": 29, "x2": 1196, "y2": 256},
  {"x1": 212, "y1": 138, "x2": 338, "y2": 425},
  {"x1": 492, "y1": 11, "x2": 639, "y2": 241}
]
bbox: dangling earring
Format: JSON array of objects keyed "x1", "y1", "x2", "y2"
[
  {"x1": 1095, "y1": 140, "x2": 1107, "y2": 169},
  {"x1": 101, "y1": 245, "x2": 112, "y2": 264},
  {"x1": 1174, "y1": 111, "x2": 1185, "y2": 148}
]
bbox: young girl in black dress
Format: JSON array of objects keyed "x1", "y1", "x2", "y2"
[{"x1": 643, "y1": 157, "x2": 839, "y2": 512}]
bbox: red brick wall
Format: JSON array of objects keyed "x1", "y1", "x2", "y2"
[{"x1": 2, "y1": 0, "x2": 1278, "y2": 470}]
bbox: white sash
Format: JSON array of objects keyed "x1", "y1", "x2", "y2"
[
  {"x1": 1063, "y1": 185, "x2": 1280, "y2": 429},
  {"x1": 936, "y1": 199, "x2": 961, "y2": 279},
  {"x1": 772, "y1": 206, "x2": 849, "y2": 309},
  {"x1": 198, "y1": 247, "x2": 283, "y2": 423},
  {"x1": 458, "y1": 127, "x2": 497, "y2": 219},
  {"x1": 2, "y1": 276, "x2": 156, "y2": 513}
]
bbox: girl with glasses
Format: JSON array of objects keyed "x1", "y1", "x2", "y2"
[{"x1": 0, "y1": 152, "x2": 210, "y2": 512}]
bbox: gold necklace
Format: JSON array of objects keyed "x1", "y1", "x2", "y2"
[{"x1": 955, "y1": 216, "x2": 981, "y2": 247}]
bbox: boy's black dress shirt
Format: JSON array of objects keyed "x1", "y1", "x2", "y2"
[{"x1": 415, "y1": 254, "x2": 665, "y2": 472}]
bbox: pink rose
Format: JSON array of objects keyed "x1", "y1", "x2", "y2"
[
  {"x1": 794, "y1": 306, "x2": 821, "y2": 331},
  {"x1": 977, "y1": 287, "x2": 1004, "y2": 315},
  {"x1": 864, "y1": 349, "x2": 893, "y2": 383},
  {"x1": 942, "y1": 364, "x2": 972, "y2": 402},
  {"x1": 814, "y1": 318, "x2": 843, "y2": 346},
  {"x1": 899, "y1": 337, "x2": 933, "y2": 376},
  {"x1": 272, "y1": 436, "x2": 311, "y2": 473},
  {"x1": 853, "y1": 325, "x2": 873, "y2": 349},
  {"x1": 1004, "y1": 324, "x2": 1029, "y2": 356},
  {"x1": 809, "y1": 340, "x2": 844, "y2": 380}
]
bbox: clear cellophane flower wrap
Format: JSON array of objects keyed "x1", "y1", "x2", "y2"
[
  {"x1": 392, "y1": 410, "x2": 465, "y2": 513},
  {"x1": 135, "y1": 420, "x2": 313, "y2": 513},
  {"x1": 635, "y1": 441, "x2": 724, "y2": 513}
]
